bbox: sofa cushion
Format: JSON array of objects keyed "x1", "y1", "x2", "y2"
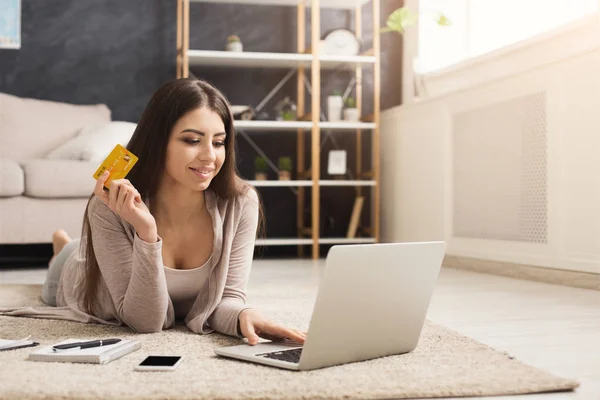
[
  {"x1": 22, "y1": 159, "x2": 99, "y2": 198},
  {"x1": 0, "y1": 158, "x2": 25, "y2": 197},
  {"x1": 46, "y1": 121, "x2": 137, "y2": 161},
  {"x1": 0, "y1": 92, "x2": 111, "y2": 161}
]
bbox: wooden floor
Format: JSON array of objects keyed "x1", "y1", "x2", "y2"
[{"x1": 1, "y1": 260, "x2": 599, "y2": 399}]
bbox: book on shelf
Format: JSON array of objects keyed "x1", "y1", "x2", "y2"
[{"x1": 346, "y1": 196, "x2": 364, "y2": 238}]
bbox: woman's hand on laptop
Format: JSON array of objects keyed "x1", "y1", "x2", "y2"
[{"x1": 238, "y1": 309, "x2": 306, "y2": 346}]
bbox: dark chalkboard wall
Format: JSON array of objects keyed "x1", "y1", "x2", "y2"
[{"x1": 0, "y1": 0, "x2": 403, "y2": 258}]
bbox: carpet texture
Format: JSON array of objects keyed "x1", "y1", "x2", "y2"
[{"x1": 0, "y1": 283, "x2": 579, "y2": 400}]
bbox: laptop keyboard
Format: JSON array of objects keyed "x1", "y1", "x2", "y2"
[{"x1": 257, "y1": 348, "x2": 303, "y2": 363}]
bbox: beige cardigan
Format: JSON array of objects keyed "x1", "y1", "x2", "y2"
[{"x1": 0, "y1": 187, "x2": 258, "y2": 337}]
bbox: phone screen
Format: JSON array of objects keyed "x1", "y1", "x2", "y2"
[{"x1": 139, "y1": 356, "x2": 182, "y2": 367}]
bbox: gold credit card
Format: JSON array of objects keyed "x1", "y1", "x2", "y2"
[{"x1": 92, "y1": 144, "x2": 139, "y2": 189}]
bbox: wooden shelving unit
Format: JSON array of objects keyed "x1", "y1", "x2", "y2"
[
  {"x1": 231, "y1": 120, "x2": 376, "y2": 131},
  {"x1": 256, "y1": 237, "x2": 377, "y2": 246},
  {"x1": 176, "y1": 0, "x2": 380, "y2": 259},
  {"x1": 187, "y1": 49, "x2": 376, "y2": 70},
  {"x1": 190, "y1": 0, "x2": 372, "y2": 8},
  {"x1": 247, "y1": 180, "x2": 376, "y2": 187}
]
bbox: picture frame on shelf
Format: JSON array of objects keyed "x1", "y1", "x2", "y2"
[{"x1": 327, "y1": 150, "x2": 347, "y2": 176}]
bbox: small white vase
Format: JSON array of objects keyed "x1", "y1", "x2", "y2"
[
  {"x1": 327, "y1": 96, "x2": 343, "y2": 122},
  {"x1": 343, "y1": 108, "x2": 360, "y2": 122},
  {"x1": 226, "y1": 41, "x2": 243, "y2": 52}
]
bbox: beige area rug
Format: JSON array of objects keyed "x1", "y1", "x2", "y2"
[{"x1": 0, "y1": 283, "x2": 578, "y2": 400}]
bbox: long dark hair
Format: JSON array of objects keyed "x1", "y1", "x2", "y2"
[{"x1": 80, "y1": 78, "x2": 265, "y2": 315}]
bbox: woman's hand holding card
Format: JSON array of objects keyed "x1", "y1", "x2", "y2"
[{"x1": 92, "y1": 145, "x2": 158, "y2": 243}]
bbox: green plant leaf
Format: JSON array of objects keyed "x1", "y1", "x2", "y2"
[
  {"x1": 278, "y1": 157, "x2": 293, "y2": 171},
  {"x1": 436, "y1": 13, "x2": 452, "y2": 26},
  {"x1": 255, "y1": 156, "x2": 267, "y2": 171},
  {"x1": 381, "y1": 7, "x2": 417, "y2": 35}
]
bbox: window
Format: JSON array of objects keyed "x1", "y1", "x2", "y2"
[{"x1": 416, "y1": 0, "x2": 599, "y2": 74}]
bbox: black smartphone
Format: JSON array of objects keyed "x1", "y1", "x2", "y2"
[{"x1": 134, "y1": 355, "x2": 184, "y2": 371}]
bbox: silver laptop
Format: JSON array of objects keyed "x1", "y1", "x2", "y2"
[{"x1": 214, "y1": 241, "x2": 445, "y2": 371}]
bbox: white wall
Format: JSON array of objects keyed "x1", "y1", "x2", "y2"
[{"x1": 381, "y1": 16, "x2": 600, "y2": 274}]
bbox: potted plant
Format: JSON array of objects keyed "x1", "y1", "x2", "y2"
[
  {"x1": 381, "y1": 7, "x2": 450, "y2": 35},
  {"x1": 226, "y1": 35, "x2": 243, "y2": 52},
  {"x1": 278, "y1": 157, "x2": 292, "y2": 180},
  {"x1": 381, "y1": 8, "x2": 450, "y2": 99},
  {"x1": 254, "y1": 156, "x2": 267, "y2": 180},
  {"x1": 343, "y1": 96, "x2": 359, "y2": 122},
  {"x1": 327, "y1": 90, "x2": 343, "y2": 122},
  {"x1": 274, "y1": 97, "x2": 297, "y2": 121}
]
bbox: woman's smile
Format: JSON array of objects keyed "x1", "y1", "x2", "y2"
[{"x1": 189, "y1": 166, "x2": 213, "y2": 180}]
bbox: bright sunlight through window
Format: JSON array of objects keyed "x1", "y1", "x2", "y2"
[{"x1": 417, "y1": 0, "x2": 599, "y2": 74}]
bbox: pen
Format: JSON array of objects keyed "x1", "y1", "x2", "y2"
[{"x1": 52, "y1": 338, "x2": 121, "y2": 352}]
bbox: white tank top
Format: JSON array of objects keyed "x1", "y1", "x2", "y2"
[{"x1": 163, "y1": 254, "x2": 212, "y2": 320}]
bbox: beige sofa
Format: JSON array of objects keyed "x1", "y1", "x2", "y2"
[{"x1": 0, "y1": 93, "x2": 112, "y2": 244}]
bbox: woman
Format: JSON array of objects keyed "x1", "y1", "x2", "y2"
[{"x1": 1, "y1": 78, "x2": 305, "y2": 346}]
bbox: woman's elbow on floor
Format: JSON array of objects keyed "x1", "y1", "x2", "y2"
[
  {"x1": 117, "y1": 302, "x2": 169, "y2": 333},
  {"x1": 127, "y1": 320, "x2": 164, "y2": 334}
]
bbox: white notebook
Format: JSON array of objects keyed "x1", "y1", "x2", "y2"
[
  {"x1": 0, "y1": 335, "x2": 38, "y2": 351},
  {"x1": 28, "y1": 339, "x2": 141, "y2": 364}
]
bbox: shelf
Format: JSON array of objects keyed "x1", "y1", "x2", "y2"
[
  {"x1": 319, "y1": 54, "x2": 377, "y2": 69},
  {"x1": 233, "y1": 120, "x2": 375, "y2": 131},
  {"x1": 190, "y1": 0, "x2": 371, "y2": 10},
  {"x1": 248, "y1": 180, "x2": 376, "y2": 187},
  {"x1": 319, "y1": 121, "x2": 376, "y2": 130},
  {"x1": 256, "y1": 238, "x2": 313, "y2": 246},
  {"x1": 255, "y1": 237, "x2": 376, "y2": 246},
  {"x1": 318, "y1": 237, "x2": 377, "y2": 244},
  {"x1": 319, "y1": 54, "x2": 377, "y2": 70},
  {"x1": 188, "y1": 50, "x2": 375, "y2": 70},
  {"x1": 250, "y1": 180, "x2": 312, "y2": 187},
  {"x1": 234, "y1": 120, "x2": 311, "y2": 131},
  {"x1": 319, "y1": 180, "x2": 376, "y2": 186}
]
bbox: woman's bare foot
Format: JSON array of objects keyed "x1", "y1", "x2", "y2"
[{"x1": 52, "y1": 229, "x2": 72, "y2": 255}]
